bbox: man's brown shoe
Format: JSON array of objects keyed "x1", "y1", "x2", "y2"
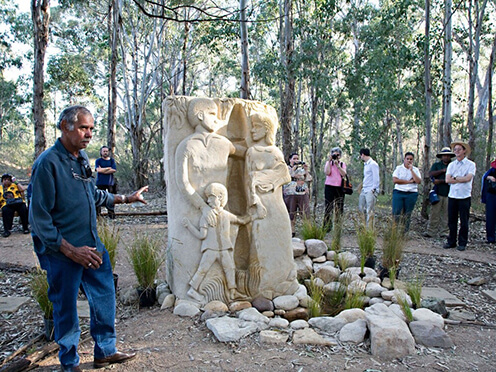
[{"x1": 94, "y1": 351, "x2": 136, "y2": 368}]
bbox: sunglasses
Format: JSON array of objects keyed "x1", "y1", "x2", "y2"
[{"x1": 71, "y1": 156, "x2": 93, "y2": 182}]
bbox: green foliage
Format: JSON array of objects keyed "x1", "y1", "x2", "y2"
[
  {"x1": 301, "y1": 216, "x2": 328, "y2": 240},
  {"x1": 330, "y1": 214, "x2": 344, "y2": 253},
  {"x1": 396, "y1": 292, "x2": 413, "y2": 322},
  {"x1": 382, "y1": 219, "x2": 406, "y2": 270},
  {"x1": 29, "y1": 269, "x2": 53, "y2": 319},
  {"x1": 344, "y1": 290, "x2": 365, "y2": 310},
  {"x1": 322, "y1": 283, "x2": 346, "y2": 316},
  {"x1": 355, "y1": 216, "x2": 377, "y2": 272},
  {"x1": 308, "y1": 277, "x2": 324, "y2": 318},
  {"x1": 127, "y1": 233, "x2": 164, "y2": 290},
  {"x1": 97, "y1": 218, "x2": 121, "y2": 271},
  {"x1": 406, "y1": 272, "x2": 424, "y2": 309}
]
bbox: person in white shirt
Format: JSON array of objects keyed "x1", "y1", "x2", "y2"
[
  {"x1": 359, "y1": 148, "x2": 380, "y2": 226},
  {"x1": 443, "y1": 140, "x2": 476, "y2": 251},
  {"x1": 392, "y1": 152, "x2": 422, "y2": 232}
]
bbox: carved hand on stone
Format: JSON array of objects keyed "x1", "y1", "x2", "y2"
[{"x1": 202, "y1": 206, "x2": 217, "y2": 227}]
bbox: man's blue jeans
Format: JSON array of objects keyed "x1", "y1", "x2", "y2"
[
  {"x1": 392, "y1": 190, "x2": 418, "y2": 232},
  {"x1": 486, "y1": 193, "x2": 496, "y2": 243},
  {"x1": 37, "y1": 250, "x2": 117, "y2": 368}
]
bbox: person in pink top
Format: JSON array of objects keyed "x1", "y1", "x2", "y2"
[{"x1": 324, "y1": 147, "x2": 347, "y2": 229}]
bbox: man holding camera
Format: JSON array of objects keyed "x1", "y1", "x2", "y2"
[
  {"x1": 324, "y1": 147, "x2": 347, "y2": 229},
  {"x1": 423, "y1": 147, "x2": 455, "y2": 238}
]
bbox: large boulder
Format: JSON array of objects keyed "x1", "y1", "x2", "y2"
[
  {"x1": 295, "y1": 256, "x2": 314, "y2": 280},
  {"x1": 273, "y1": 295, "x2": 299, "y2": 311},
  {"x1": 308, "y1": 316, "x2": 346, "y2": 333},
  {"x1": 409, "y1": 321, "x2": 454, "y2": 348},
  {"x1": 336, "y1": 308, "x2": 366, "y2": 324},
  {"x1": 412, "y1": 308, "x2": 445, "y2": 329},
  {"x1": 206, "y1": 316, "x2": 260, "y2": 342},
  {"x1": 315, "y1": 265, "x2": 341, "y2": 284},
  {"x1": 365, "y1": 282, "x2": 388, "y2": 298},
  {"x1": 365, "y1": 303, "x2": 415, "y2": 359},
  {"x1": 339, "y1": 319, "x2": 367, "y2": 344},
  {"x1": 293, "y1": 240, "x2": 306, "y2": 257}
]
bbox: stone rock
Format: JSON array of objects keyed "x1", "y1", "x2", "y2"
[
  {"x1": 282, "y1": 307, "x2": 309, "y2": 322},
  {"x1": 389, "y1": 304, "x2": 407, "y2": 322},
  {"x1": 369, "y1": 297, "x2": 385, "y2": 305},
  {"x1": 366, "y1": 282, "x2": 388, "y2": 298},
  {"x1": 336, "y1": 308, "x2": 366, "y2": 324},
  {"x1": 308, "y1": 316, "x2": 346, "y2": 333},
  {"x1": 381, "y1": 290, "x2": 395, "y2": 301},
  {"x1": 448, "y1": 309, "x2": 476, "y2": 321},
  {"x1": 299, "y1": 295, "x2": 311, "y2": 308},
  {"x1": 156, "y1": 282, "x2": 172, "y2": 305},
  {"x1": 364, "y1": 277, "x2": 381, "y2": 284},
  {"x1": 323, "y1": 282, "x2": 346, "y2": 296},
  {"x1": 313, "y1": 277, "x2": 325, "y2": 288},
  {"x1": 347, "y1": 280, "x2": 367, "y2": 294},
  {"x1": 204, "y1": 300, "x2": 229, "y2": 313},
  {"x1": 274, "y1": 309, "x2": 285, "y2": 316},
  {"x1": 312, "y1": 256, "x2": 327, "y2": 263},
  {"x1": 421, "y1": 298, "x2": 449, "y2": 318},
  {"x1": 160, "y1": 294, "x2": 175, "y2": 309},
  {"x1": 290, "y1": 319, "x2": 309, "y2": 329},
  {"x1": 338, "y1": 319, "x2": 367, "y2": 344},
  {"x1": 260, "y1": 330, "x2": 289, "y2": 344},
  {"x1": 382, "y1": 278, "x2": 407, "y2": 290},
  {"x1": 119, "y1": 286, "x2": 139, "y2": 305},
  {"x1": 326, "y1": 250, "x2": 336, "y2": 261},
  {"x1": 391, "y1": 289, "x2": 412, "y2": 307},
  {"x1": 206, "y1": 316, "x2": 260, "y2": 342},
  {"x1": 365, "y1": 303, "x2": 415, "y2": 359},
  {"x1": 229, "y1": 301, "x2": 252, "y2": 313},
  {"x1": 269, "y1": 317, "x2": 289, "y2": 328},
  {"x1": 337, "y1": 252, "x2": 359, "y2": 268},
  {"x1": 273, "y1": 295, "x2": 299, "y2": 311},
  {"x1": 173, "y1": 301, "x2": 201, "y2": 317},
  {"x1": 422, "y1": 287, "x2": 464, "y2": 307},
  {"x1": 292, "y1": 328, "x2": 336, "y2": 346},
  {"x1": 201, "y1": 309, "x2": 226, "y2": 321},
  {"x1": 293, "y1": 240, "x2": 306, "y2": 257},
  {"x1": 237, "y1": 307, "x2": 270, "y2": 324},
  {"x1": 305, "y1": 239, "x2": 328, "y2": 258},
  {"x1": 252, "y1": 296, "x2": 274, "y2": 313},
  {"x1": 409, "y1": 321, "x2": 454, "y2": 348},
  {"x1": 346, "y1": 267, "x2": 377, "y2": 278},
  {"x1": 413, "y1": 308, "x2": 444, "y2": 329},
  {"x1": 262, "y1": 311, "x2": 274, "y2": 317},
  {"x1": 339, "y1": 272, "x2": 360, "y2": 285},
  {"x1": 294, "y1": 284, "x2": 308, "y2": 300},
  {"x1": 467, "y1": 277, "x2": 487, "y2": 286},
  {"x1": 313, "y1": 261, "x2": 335, "y2": 272},
  {"x1": 315, "y1": 266, "x2": 341, "y2": 284},
  {"x1": 295, "y1": 256, "x2": 314, "y2": 280}
]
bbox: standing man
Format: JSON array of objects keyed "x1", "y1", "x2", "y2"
[
  {"x1": 95, "y1": 146, "x2": 117, "y2": 219},
  {"x1": 359, "y1": 148, "x2": 380, "y2": 226},
  {"x1": 29, "y1": 106, "x2": 147, "y2": 371},
  {"x1": 423, "y1": 147, "x2": 455, "y2": 238},
  {"x1": 443, "y1": 140, "x2": 476, "y2": 251}
]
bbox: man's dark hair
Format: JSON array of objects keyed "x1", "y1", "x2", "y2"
[
  {"x1": 405, "y1": 151, "x2": 415, "y2": 158},
  {"x1": 57, "y1": 105, "x2": 92, "y2": 131},
  {"x1": 289, "y1": 152, "x2": 298, "y2": 162},
  {"x1": 1, "y1": 173, "x2": 12, "y2": 181},
  {"x1": 359, "y1": 148, "x2": 370, "y2": 157},
  {"x1": 100, "y1": 146, "x2": 110, "y2": 156}
]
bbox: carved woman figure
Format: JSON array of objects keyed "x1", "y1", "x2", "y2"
[{"x1": 245, "y1": 112, "x2": 299, "y2": 299}]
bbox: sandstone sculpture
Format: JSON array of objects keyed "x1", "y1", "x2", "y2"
[{"x1": 164, "y1": 96, "x2": 298, "y2": 304}]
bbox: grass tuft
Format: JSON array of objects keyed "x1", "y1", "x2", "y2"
[{"x1": 127, "y1": 233, "x2": 164, "y2": 289}]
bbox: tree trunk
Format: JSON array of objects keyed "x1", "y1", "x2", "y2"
[
  {"x1": 441, "y1": 0, "x2": 452, "y2": 147},
  {"x1": 309, "y1": 83, "x2": 318, "y2": 214},
  {"x1": 31, "y1": 0, "x2": 50, "y2": 160},
  {"x1": 107, "y1": 0, "x2": 121, "y2": 154},
  {"x1": 239, "y1": 0, "x2": 250, "y2": 99},
  {"x1": 486, "y1": 34, "x2": 495, "y2": 169},
  {"x1": 422, "y1": 0, "x2": 432, "y2": 220},
  {"x1": 181, "y1": 21, "x2": 189, "y2": 96},
  {"x1": 280, "y1": 0, "x2": 295, "y2": 159}
]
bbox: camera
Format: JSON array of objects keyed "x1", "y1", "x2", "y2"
[
  {"x1": 332, "y1": 154, "x2": 338, "y2": 160},
  {"x1": 295, "y1": 161, "x2": 305, "y2": 166}
]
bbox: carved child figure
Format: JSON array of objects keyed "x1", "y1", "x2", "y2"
[{"x1": 182, "y1": 183, "x2": 253, "y2": 302}]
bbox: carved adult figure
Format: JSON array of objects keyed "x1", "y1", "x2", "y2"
[{"x1": 246, "y1": 112, "x2": 298, "y2": 299}]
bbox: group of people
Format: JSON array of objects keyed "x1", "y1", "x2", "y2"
[{"x1": 285, "y1": 140, "x2": 495, "y2": 251}]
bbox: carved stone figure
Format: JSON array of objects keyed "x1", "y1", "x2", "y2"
[{"x1": 164, "y1": 97, "x2": 298, "y2": 304}]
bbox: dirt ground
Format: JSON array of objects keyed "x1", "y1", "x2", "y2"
[{"x1": 2, "y1": 209, "x2": 496, "y2": 371}]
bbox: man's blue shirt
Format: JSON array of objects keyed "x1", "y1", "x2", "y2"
[
  {"x1": 29, "y1": 139, "x2": 115, "y2": 261},
  {"x1": 95, "y1": 157, "x2": 116, "y2": 186}
]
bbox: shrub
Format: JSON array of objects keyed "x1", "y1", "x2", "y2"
[
  {"x1": 301, "y1": 216, "x2": 327, "y2": 240},
  {"x1": 97, "y1": 218, "x2": 121, "y2": 271},
  {"x1": 127, "y1": 233, "x2": 164, "y2": 289},
  {"x1": 29, "y1": 268, "x2": 53, "y2": 319}
]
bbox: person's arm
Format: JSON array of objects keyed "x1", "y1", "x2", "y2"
[
  {"x1": 411, "y1": 167, "x2": 421, "y2": 184},
  {"x1": 96, "y1": 166, "x2": 116, "y2": 174},
  {"x1": 324, "y1": 160, "x2": 332, "y2": 176},
  {"x1": 182, "y1": 217, "x2": 207, "y2": 240},
  {"x1": 337, "y1": 162, "x2": 347, "y2": 177}
]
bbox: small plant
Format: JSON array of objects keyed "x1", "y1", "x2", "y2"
[
  {"x1": 301, "y1": 216, "x2": 328, "y2": 240},
  {"x1": 355, "y1": 218, "x2": 377, "y2": 275},
  {"x1": 330, "y1": 214, "x2": 344, "y2": 253},
  {"x1": 344, "y1": 290, "x2": 365, "y2": 310},
  {"x1": 308, "y1": 276, "x2": 324, "y2": 318},
  {"x1": 98, "y1": 218, "x2": 121, "y2": 270},
  {"x1": 337, "y1": 254, "x2": 352, "y2": 271},
  {"x1": 323, "y1": 283, "x2": 346, "y2": 316},
  {"x1": 396, "y1": 292, "x2": 413, "y2": 322},
  {"x1": 127, "y1": 233, "x2": 164, "y2": 290},
  {"x1": 381, "y1": 218, "x2": 406, "y2": 282},
  {"x1": 29, "y1": 268, "x2": 53, "y2": 319},
  {"x1": 406, "y1": 272, "x2": 424, "y2": 309}
]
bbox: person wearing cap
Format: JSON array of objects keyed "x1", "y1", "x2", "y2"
[
  {"x1": 323, "y1": 147, "x2": 347, "y2": 230},
  {"x1": 423, "y1": 147, "x2": 455, "y2": 238},
  {"x1": 444, "y1": 140, "x2": 476, "y2": 251},
  {"x1": 481, "y1": 159, "x2": 496, "y2": 244},
  {"x1": 29, "y1": 105, "x2": 147, "y2": 371},
  {"x1": 1, "y1": 173, "x2": 29, "y2": 237}
]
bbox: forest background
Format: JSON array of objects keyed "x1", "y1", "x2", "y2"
[{"x1": 0, "y1": 0, "x2": 495, "y2": 219}]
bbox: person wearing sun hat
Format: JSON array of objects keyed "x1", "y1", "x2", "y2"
[
  {"x1": 481, "y1": 158, "x2": 496, "y2": 244},
  {"x1": 423, "y1": 147, "x2": 455, "y2": 238},
  {"x1": 443, "y1": 140, "x2": 476, "y2": 251}
]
